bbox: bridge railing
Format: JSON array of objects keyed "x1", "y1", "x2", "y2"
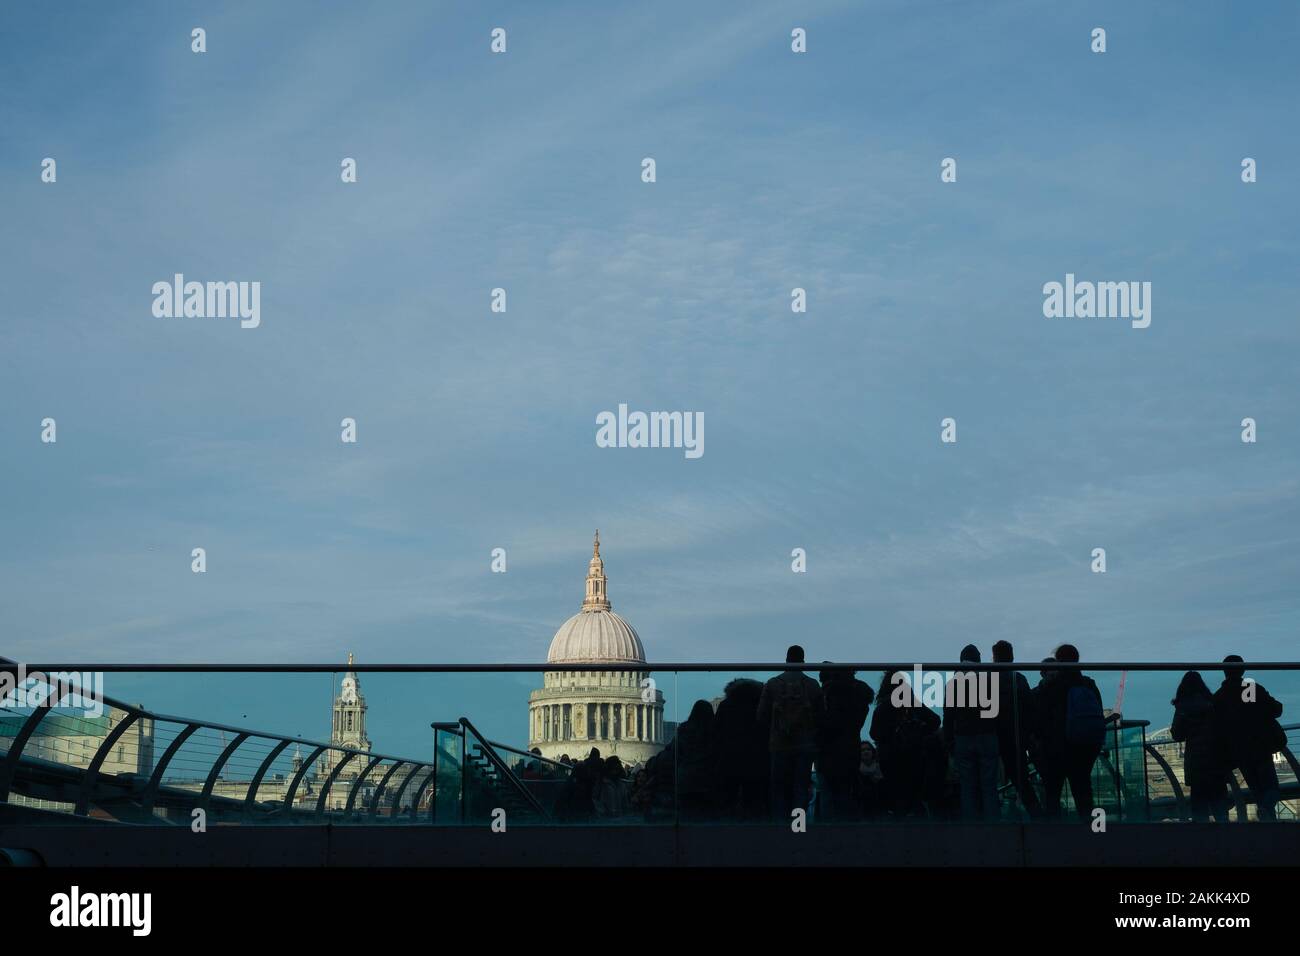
[
  {"x1": 3, "y1": 660, "x2": 1297, "y2": 826},
  {"x1": 0, "y1": 669, "x2": 443, "y2": 825}
]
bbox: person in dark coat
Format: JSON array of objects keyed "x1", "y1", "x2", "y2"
[
  {"x1": 554, "y1": 747, "x2": 602, "y2": 821},
  {"x1": 1170, "y1": 671, "x2": 1230, "y2": 821},
  {"x1": 991, "y1": 640, "x2": 1042, "y2": 818},
  {"x1": 757, "y1": 645, "x2": 825, "y2": 821},
  {"x1": 871, "y1": 670, "x2": 942, "y2": 817},
  {"x1": 1213, "y1": 655, "x2": 1285, "y2": 821},
  {"x1": 1034, "y1": 645, "x2": 1105, "y2": 821},
  {"x1": 943, "y1": 644, "x2": 1000, "y2": 822},
  {"x1": 675, "y1": 699, "x2": 719, "y2": 821},
  {"x1": 817, "y1": 666, "x2": 875, "y2": 821},
  {"x1": 710, "y1": 678, "x2": 769, "y2": 820}
]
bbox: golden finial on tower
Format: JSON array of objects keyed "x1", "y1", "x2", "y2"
[
  {"x1": 347, "y1": 651, "x2": 354, "y2": 667},
  {"x1": 594, "y1": 529, "x2": 600, "y2": 557}
]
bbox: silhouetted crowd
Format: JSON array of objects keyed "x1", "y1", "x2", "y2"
[{"x1": 517, "y1": 645, "x2": 1288, "y2": 824}]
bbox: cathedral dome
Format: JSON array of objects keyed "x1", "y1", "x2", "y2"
[
  {"x1": 545, "y1": 531, "x2": 646, "y2": 664},
  {"x1": 547, "y1": 608, "x2": 645, "y2": 664}
]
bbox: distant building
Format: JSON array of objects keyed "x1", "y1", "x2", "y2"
[{"x1": 0, "y1": 708, "x2": 154, "y2": 814}]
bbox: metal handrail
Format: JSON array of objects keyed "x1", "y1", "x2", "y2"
[
  {"x1": 432, "y1": 722, "x2": 572, "y2": 772},
  {"x1": 6, "y1": 660, "x2": 1296, "y2": 826},
  {"x1": 0, "y1": 670, "x2": 430, "y2": 776},
  {"x1": 458, "y1": 717, "x2": 549, "y2": 819},
  {"x1": 1, "y1": 670, "x2": 438, "y2": 821},
  {"x1": 12, "y1": 661, "x2": 1300, "y2": 673}
]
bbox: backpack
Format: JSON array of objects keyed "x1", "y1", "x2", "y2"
[
  {"x1": 1065, "y1": 684, "x2": 1106, "y2": 751},
  {"x1": 770, "y1": 677, "x2": 817, "y2": 747}
]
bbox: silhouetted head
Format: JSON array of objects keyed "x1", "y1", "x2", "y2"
[
  {"x1": 604, "y1": 756, "x2": 624, "y2": 778},
  {"x1": 1039, "y1": 656, "x2": 1056, "y2": 680},
  {"x1": 559, "y1": 754, "x2": 570, "y2": 763},
  {"x1": 1173, "y1": 671, "x2": 1211, "y2": 705},
  {"x1": 786, "y1": 645, "x2": 806, "y2": 664},
  {"x1": 588, "y1": 747, "x2": 601, "y2": 760},
  {"x1": 960, "y1": 644, "x2": 981, "y2": 664},
  {"x1": 1223, "y1": 654, "x2": 1245, "y2": 683},
  {"x1": 724, "y1": 677, "x2": 761, "y2": 697},
  {"x1": 879, "y1": 670, "x2": 913, "y2": 708},
  {"x1": 688, "y1": 699, "x2": 714, "y2": 727},
  {"x1": 992, "y1": 640, "x2": 1014, "y2": 663},
  {"x1": 1054, "y1": 644, "x2": 1080, "y2": 663}
]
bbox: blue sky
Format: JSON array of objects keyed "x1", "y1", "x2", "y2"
[{"x1": 3, "y1": 1, "x2": 1298, "y2": 754}]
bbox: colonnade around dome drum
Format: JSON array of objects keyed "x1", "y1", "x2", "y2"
[{"x1": 528, "y1": 669, "x2": 665, "y2": 757}]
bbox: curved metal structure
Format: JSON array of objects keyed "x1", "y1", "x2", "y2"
[{"x1": 2, "y1": 662, "x2": 1295, "y2": 828}]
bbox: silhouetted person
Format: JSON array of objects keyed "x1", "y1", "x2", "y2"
[
  {"x1": 582, "y1": 748, "x2": 607, "y2": 809},
  {"x1": 554, "y1": 748, "x2": 601, "y2": 820},
  {"x1": 991, "y1": 640, "x2": 1042, "y2": 818},
  {"x1": 871, "y1": 670, "x2": 942, "y2": 816},
  {"x1": 856, "y1": 741, "x2": 885, "y2": 818},
  {"x1": 1170, "y1": 671, "x2": 1230, "y2": 821},
  {"x1": 593, "y1": 755, "x2": 630, "y2": 818},
  {"x1": 1213, "y1": 655, "x2": 1285, "y2": 821},
  {"x1": 817, "y1": 665, "x2": 875, "y2": 821},
  {"x1": 630, "y1": 750, "x2": 674, "y2": 822},
  {"x1": 757, "y1": 645, "x2": 825, "y2": 821},
  {"x1": 711, "y1": 678, "x2": 769, "y2": 819},
  {"x1": 1027, "y1": 656, "x2": 1056, "y2": 787},
  {"x1": 1035, "y1": 645, "x2": 1105, "y2": 820},
  {"x1": 676, "y1": 699, "x2": 719, "y2": 820},
  {"x1": 943, "y1": 644, "x2": 1000, "y2": 821}
]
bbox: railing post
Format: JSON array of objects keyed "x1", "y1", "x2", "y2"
[
  {"x1": 367, "y1": 760, "x2": 406, "y2": 820},
  {"x1": 141, "y1": 723, "x2": 202, "y2": 817},
  {"x1": 344, "y1": 754, "x2": 385, "y2": 818},
  {"x1": 314, "y1": 750, "x2": 358, "y2": 821},
  {"x1": 386, "y1": 762, "x2": 425, "y2": 819},
  {"x1": 430, "y1": 737, "x2": 439, "y2": 824},
  {"x1": 1143, "y1": 742, "x2": 1187, "y2": 820},
  {"x1": 242, "y1": 739, "x2": 292, "y2": 823},
  {"x1": 76, "y1": 711, "x2": 141, "y2": 817},
  {"x1": 282, "y1": 745, "x2": 328, "y2": 815},
  {"x1": 200, "y1": 733, "x2": 251, "y2": 814},
  {"x1": 404, "y1": 766, "x2": 438, "y2": 820}
]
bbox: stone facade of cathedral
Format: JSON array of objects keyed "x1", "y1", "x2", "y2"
[{"x1": 528, "y1": 533, "x2": 665, "y2": 767}]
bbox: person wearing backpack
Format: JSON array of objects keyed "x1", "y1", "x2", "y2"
[
  {"x1": 1035, "y1": 644, "x2": 1105, "y2": 820},
  {"x1": 1213, "y1": 655, "x2": 1285, "y2": 821},
  {"x1": 756, "y1": 645, "x2": 825, "y2": 821}
]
